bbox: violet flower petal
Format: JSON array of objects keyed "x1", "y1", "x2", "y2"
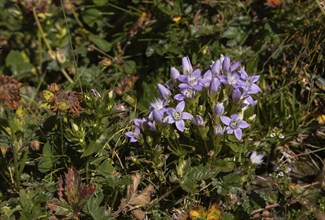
[
  {"x1": 181, "y1": 112, "x2": 193, "y2": 120},
  {"x1": 220, "y1": 116, "x2": 231, "y2": 125},
  {"x1": 164, "y1": 115, "x2": 175, "y2": 124},
  {"x1": 234, "y1": 128, "x2": 242, "y2": 140},
  {"x1": 175, "y1": 120, "x2": 185, "y2": 132},
  {"x1": 176, "y1": 101, "x2": 185, "y2": 113},
  {"x1": 239, "y1": 121, "x2": 249, "y2": 129}
]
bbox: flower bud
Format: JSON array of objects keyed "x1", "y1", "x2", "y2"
[
  {"x1": 56, "y1": 48, "x2": 66, "y2": 64},
  {"x1": 182, "y1": 56, "x2": 193, "y2": 74},
  {"x1": 214, "y1": 103, "x2": 224, "y2": 116},
  {"x1": 170, "y1": 67, "x2": 180, "y2": 82},
  {"x1": 211, "y1": 60, "x2": 221, "y2": 76},
  {"x1": 157, "y1": 83, "x2": 171, "y2": 100},
  {"x1": 193, "y1": 115, "x2": 205, "y2": 127},
  {"x1": 222, "y1": 55, "x2": 230, "y2": 71},
  {"x1": 232, "y1": 89, "x2": 242, "y2": 102},
  {"x1": 197, "y1": 105, "x2": 206, "y2": 115},
  {"x1": 209, "y1": 78, "x2": 221, "y2": 94},
  {"x1": 214, "y1": 125, "x2": 225, "y2": 136}
]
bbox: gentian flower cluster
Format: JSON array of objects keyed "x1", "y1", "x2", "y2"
[{"x1": 126, "y1": 55, "x2": 261, "y2": 143}]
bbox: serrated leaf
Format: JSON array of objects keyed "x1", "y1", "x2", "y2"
[
  {"x1": 214, "y1": 160, "x2": 235, "y2": 173},
  {"x1": 180, "y1": 164, "x2": 217, "y2": 193},
  {"x1": 84, "y1": 191, "x2": 106, "y2": 220}
]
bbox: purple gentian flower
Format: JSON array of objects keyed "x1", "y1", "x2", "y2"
[
  {"x1": 178, "y1": 69, "x2": 202, "y2": 91},
  {"x1": 238, "y1": 68, "x2": 261, "y2": 95},
  {"x1": 250, "y1": 151, "x2": 264, "y2": 165},
  {"x1": 157, "y1": 83, "x2": 172, "y2": 100},
  {"x1": 125, "y1": 126, "x2": 141, "y2": 143},
  {"x1": 243, "y1": 96, "x2": 257, "y2": 106},
  {"x1": 164, "y1": 101, "x2": 193, "y2": 132},
  {"x1": 182, "y1": 56, "x2": 193, "y2": 74},
  {"x1": 198, "y1": 70, "x2": 212, "y2": 88},
  {"x1": 193, "y1": 115, "x2": 205, "y2": 127},
  {"x1": 148, "y1": 98, "x2": 169, "y2": 122},
  {"x1": 174, "y1": 88, "x2": 196, "y2": 101},
  {"x1": 134, "y1": 118, "x2": 146, "y2": 127},
  {"x1": 220, "y1": 114, "x2": 249, "y2": 140},
  {"x1": 219, "y1": 72, "x2": 240, "y2": 87},
  {"x1": 147, "y1": 121, "x2": 156, "y2": 131}
]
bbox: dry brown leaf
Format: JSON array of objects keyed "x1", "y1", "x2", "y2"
[
  {"x1": 173, "y1": 209, "x2": 188, "y2": 220},
  {"x1": 118, "y1": 172, "x2": 155, "y2": 219},
  {"x1": 131, "y1": 209, "x2": 146, "y2": 220},
  {"x1": 129, "y1": 184, "x2": 155, "y2": 206},
  {"x1": 127, "y1": 172, "x2": 141, "y2": 200}
]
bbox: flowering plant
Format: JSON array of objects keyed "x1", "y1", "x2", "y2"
[
  {"x1": 125, "y1": 55, "x2": 266, "y2": 197},
  {"x1": 126, "y1": 55, "x2": 262, "y2": 160}
]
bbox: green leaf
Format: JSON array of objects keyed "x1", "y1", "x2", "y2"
[
  {"x1": 89, "y1": 34, "x2": 112, "y2": 52},
  {"x1": 123, "y1": 60, "x2": 136, "y2": 74},
  {"x1": 222, "y1": 27, "x2": 239, "y2": 39},
  {"x1": 92, "y1": 0, "x2": 109, "y2": 6},
  {"x1": 82, "y1": 9, "x2": 102, "y2": 28},
  {"x1": 1, "y1": 205, "x2": 22, "y2": 218},
  {"x1": 5, "y1": 50, "x2": 34, "y2": 75},
  {"x1": 214, "y1": 160, "x2": 235, "y2": 173},
  {"x1": 222, "y1": 212, "x2": 234, "y2": 220},
  {"x1": 81, "y1": 141, "x2": 102, "y2": 158},
  {"x1": 180, "y1": 164, "x2": 217, "y2": 193},
  {"x1": 222, "y1": 173, "x2": 242, "y2": 188},
  {"x1": 84, "y1": 191, "x2": 107, "y2": 220},
  {"x1": 227, "y1": 143, "x2": 240, "y2": 153},
  {"x1": 98, "y1": 159, "x2": 115, "y2": 176},
  {"x1": 38, "y1": 142, "x2": 53, "y2": 173}
]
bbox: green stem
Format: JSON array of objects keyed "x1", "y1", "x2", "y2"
[
  {"x1": 60, "y1": 68, "x2": 74, "y2": 84},
  {"x1": 12, "y1": 142, "x2": 20, "y2": 191},
  {"x1": 32, "y1": 7, "x2": 53, "y2": 55},
  {"x1": 60, "y1": 117, "x2": 68, "y2": 167},
  {"x1": 33, "y1": 7, "x2": 73, "y2": 84}
]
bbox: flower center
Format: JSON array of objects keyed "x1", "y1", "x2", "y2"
[
  {"x1": 251, "y1": 157, "x2": 259, "y2": 164},
  {"x1": 188, "y1": 75, "x2": 197, "y2": 86},
  {"x1": 150, "y1": 99, "x2": 164, "y2": 111},
  {"x1": 230, "y1": 120, "x2": 239, "y2": 129},
  {"x1": 183, "y1": 89, "x2": 193, "y2": 98},
  {"x1": 174, "y1": 111, "x2": 181, "y2": 120}
]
